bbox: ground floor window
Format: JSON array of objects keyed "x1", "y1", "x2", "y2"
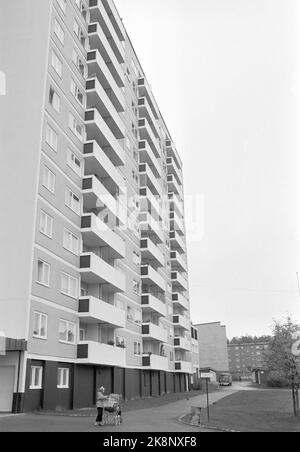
[
  {"x1": 57, "y1": 368, "x2": 70, "y2": 389},
  {"x1": 30, "y1": 366, "x2": 43, "y2": 389}
]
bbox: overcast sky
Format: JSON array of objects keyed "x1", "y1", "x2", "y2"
[{"x1": 115, "y1": 0, "x2": 300, "y2": 338}]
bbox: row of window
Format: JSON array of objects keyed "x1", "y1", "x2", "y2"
[
  {"x1": 37, "y1": 260, "x2": 78, "y2": 299},
  {"x1": 54, "y1": 10, "x2": 88, "y2": 51},
  {"x1": 33, "y1": 312, "x2": 76, "y2": 345},
  {"x1": 40, "y1": 209, "x2": 80, "y2": 255},
  {"x1": 30, "y1": 365, "x2": 70, "y2": 390}
]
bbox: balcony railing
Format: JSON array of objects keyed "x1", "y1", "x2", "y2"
[
  {"x1": 142, "y1": 354, "x2": 169, "y2": 372},
  {"x1": 78, "y1": 296, "x2": 126, "y2": 328},
  {"x1": 139, "y1": 163, "x2": 161, "y2": 196},
  {"x1": 85, "y1": 109, "x2": 125, "y2": 166},
  {"x1": 138, "y1": 118, "x2": 161, "y2": 158},
  {"x1": 139, "y1": 141, "x2": 161, "y2": 178},
  {"x1": 174, "y1": 360, "x2": 193, "y2": 374},
  {"x1": 80, "y1": 252, "x2": 125, "y2": 292},
  {"x1": 142, "y1": 323, "x2": 168, "y2": 343},
  {"x1": 140, "y1": 187, "x2": 161, "y2": 219},
  {"x1": 138, "y1": 77, "x2": 159, "y2": 120},
  {"x1": 170, "y1": 231, "x2": 186, "y2": 254},
  {"x1": 141, "y1": 238, "x2": 164, "y2": 267},
  {"x1": 141, "y1": 265, "x2": 166, "y2": 292},
  {"x1": 87, "y1": 49, "x2": 125, "y2": 113},
  {"x1": 86, "y1": 78, "x2": 125, "y2": 139},
  {"x1": 173, "y1": 314, "x2": 191, "y2": 331},
  {"x1": 140, "y1": 212, "x2": 164, "y2": 244},
  {"x1": 174, "y1": 337, "x2": 192, "y2": 352},
  {"x1": 169, "y1": 211, "x2": 185, "y2": 235},
  {"x1": 81, "y1": 213, "x2": 125, "y2": 259},
  {"x1": 172, "y1": 293, "x2": 189, "y2": 311},
  {"x1": 101, "y1": 0, "x2": 125, "y2": 42},
  {"x1": 88, "y1": 22, "x2": 124, "y2": 88},
  {"x1": 77, "y1": 341, "x2": 126, "y2": 367},
  {"x1": 166, "y1": 139, "x2": 182, "y2": 170},
  {"x1": 170, "y1": 251, "x2": 187, "y2": 272},
  {"x1": 141, "y1": 293, "x2": 166, "y2": 317},
  {"x1": 89, "y1": 0, "x2": 125, "y2": 64},
  {"x1": 167, "y1": 156, "x2": 182, "y2": 186},
  {"x1": 138, "y1": 97, "x2": 160, "y2": 138},
  {"x1": 171, "y1": 271, "x2": 189, "y2": 292}
]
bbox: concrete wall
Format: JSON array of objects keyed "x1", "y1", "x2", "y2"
[
  {"x1": 196, "y1": 322, "x2": 229, "y2": 372},
  {"x1": 0, "y1": 0, "x2": 52, "y2": 339}
]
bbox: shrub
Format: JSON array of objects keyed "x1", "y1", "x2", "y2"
[{"x1": 267, "y1": 371, "x2": 289, "y2": 388}]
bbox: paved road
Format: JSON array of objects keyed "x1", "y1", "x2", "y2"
[{"x1": 0, "y1": 385, "x2": 247, "y2": 432}]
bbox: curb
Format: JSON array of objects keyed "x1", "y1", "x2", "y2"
[{"x1": 177, "y1": 414, "x2": 240, "y2": 433}]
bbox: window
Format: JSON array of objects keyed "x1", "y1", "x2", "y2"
[
  {"x1": 127, "y1": 307, "x2": 142, "y2": 325},
  {"x1": 51, "y1": 51, "x2": 63, "y2": 77},
  {"x1": 49, "y1": 87, "x2": 60, "y2": 112},
  {"x1": 30, "y1": 366, "x2": 43, "y2": 389},
  {"x1": 79, "y1": 328, "x2": 86, "y2": 341},
  {"x1": 68, "y1": 113, "x2": 85, "y2": 141},
  {"x1": 56, "y1": 0, "x2": 67, "y2": 14},
  {"x1": 33, "y1": 312, "x2": 48, "y2": 339},
  {"x1": 59, "y1": 320, "x2": 76, "y2": 344},
  {"x1": 72, "y1": 49, "x2": 87, "y2": 78},
  {"x1": 65, "y1": 188, "x2": 81, "y2": 215},
  {"x1": 54, "y1": 19, "x2": 65, "y2": 44},
  {"x1": 63, "y1": 229, "x2": 79, "y2": 255},
  {"x1": 75, "y1": 0, "x2": 88, "y2": 21},
  {"x1": 61, "y1": 273, "x2": 78, "y2": 298},
  {"x1": 73, "y1": 21, "x2": 87, "y2": 49},
  {"x1": 116, "y1": 336, "x2": 126, "y2": 348},
  {"x1": 133, "y1": 251, "x2": 140, "y2": 267},
  {"x1": 134, "y1": 342, "x2": 141, "y2": 356},
  {"x1": 37, "y1": 260, "x2": 50, "y2": 287},
  {"x1": 46, "y1": 124, "x2": 58, "y2": 151},
  {"x1": 42, "y1": 167, "x2": 56, "y2": 193},
  {"x1": 133, "y1": 280, "x2": 140, "y2": 295},
  {"x1": 57, "y1": 368, "x2": 70, "y2": 388},
  {"x1": 67, "y1": 149, "x2": 82, "y2": 176},
  {"x1": 70, "y1": 79, "x2": 85, "y2": 106},
  {"x1": 40, "y1": 211, "x2": 53, "y2": 238}
]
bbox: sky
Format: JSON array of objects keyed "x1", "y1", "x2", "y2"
[{"x1": 114, "y1": 0, "x2": 300, "y2": 338}]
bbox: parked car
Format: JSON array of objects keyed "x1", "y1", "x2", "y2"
[{"x1": 219, "y1": 374, "x2": 232, "y2": 387}]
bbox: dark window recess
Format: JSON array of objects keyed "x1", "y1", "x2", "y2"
[
  {"x1": 141, "y1": 267, "x2": 148, "y2": 276},
  {"x1": 79, "y1": 299, "x2": 90, "y2": 313},
  {"x1": 81, "y1": 216, "x2": 92, "y2": 229},
  {"x1": 87, "y1": 50, "x2": 96, "y2": 61},
  {"x1": 82, "y1": 178, "x2": 93, "y2": 190},
  {"x1": 86, "y1": 79, "x2": 95, "y2": 90},
  {"x1": 173, "y1": 316, "x2": 179, "y2": 324},
  {"x1": 170, "y1": 252, "x2": 176, "y2": 259},
  {"x1": 140, "y1": 240, "x2": 148, "y2": 249},
  {"x1": 142, "y1": 325, "x2": 150, "y2": 335},
  {"x1": 139, "y1": 141, "x2": 146, "y2": 150},
  {"x1": 142, "y1": 356, "x2": 151, "y2": 367},
  {"x1": 138, "y1": 98, "x2": 144, "y2": 106},
  {"x1": 138, "y1": 78, "x2": 145, "y2": 86},
  {"x1": 88, "y1": 24, "x2": 97, "y2": 34},
  {"x1": 80, "y1": 255, "x2": 91, "y2": 269},
  {"x1": 172, "y1": 294, "x2": 178, "y2": 301},
  {"x1": 89, "y1": 0, "x2": 97, "y2": 7},
  {"x1": 140, "y1": 188, "x2": 147, "y2": 196},
  {"x1": 139, "y1": 164, "x2": 146, "y2": 172},
  {"x1": 84, "y1": 142, "x2": 94, "y2": 155},
  {"x1": 77, "y1": 344, "x2": 89, "y2": 359},
  {"x1": 138, "y1": 119, "x2": 145, "y2": 127},
  {"x1": 141, "y1": 295, "x2": 149, "y2": 305},
  {"x1": 85, "y1": 110, "x2": 95, "y2": 121},
  {"x1": 175, "y1": 363, "x2": 181, "y2": 371},
  {"x1": 174, "y1": 338, "x2": 180, "y2": 347}
]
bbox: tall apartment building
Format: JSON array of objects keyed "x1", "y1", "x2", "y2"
[
  {"x1": 195, "y1": 322, "x2": 229, "y2": 374},
  {"x1": 0, "y1": 0, "x2": 192, "y2": 413},
  {"x1": 228, "y1": 342, "x2": 270, "y2": 379}
]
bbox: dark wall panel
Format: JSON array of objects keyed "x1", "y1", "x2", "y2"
[{"x1": 73, "y1": 365, "x2": 95, "y2": 409}]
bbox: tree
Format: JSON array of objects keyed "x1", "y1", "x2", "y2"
[{"x1": 265, "y1": 317, "x2": 300, "y2": 417}]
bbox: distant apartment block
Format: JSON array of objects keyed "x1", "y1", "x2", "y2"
[
  {"x1": 191, "y1": 325, "x2": 200, "y2": 383},
  {"x1": 0, "y1": 0, "x2": 193, "y2": 413},
  {"x1": 228, "y1": 342, "x2": 270, "y2": 378},
  {"x1": 195, "y1": 322, "x2": 229, "y2": 374}
]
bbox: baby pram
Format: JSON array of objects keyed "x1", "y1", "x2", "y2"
[{"x1": 102, "y1": 394, "x2": 123, "y2": 426}]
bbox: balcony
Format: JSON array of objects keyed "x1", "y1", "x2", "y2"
[
  {"x1": 81, "y1": 214, "x2": 125, "y2": 259},
  {"x1": 138, "y1": 97, "x2": 160, "y2": 139},
  {"x1": 170, "y1": 211, "x2": 185, "y2": 235},
  {"x1": 170, "y1": 251, "x2": 187, "y2": 272},
  {"x1": 174, "y1": 337, "x2": 192, "y2": 352},
  {"x1": 171, "y1": 271, "x2": 189, "y2": 292},
  {"x1": 170, "y1": 231, "x2": 186, "y2": 254},
  {"x1": 172, "y1": 293, "x2": 189, "y2": 311},
  {"x1": 142, "y1": 354, "x2": 169, "y2": 372},
  {"x1": 87, "y1": 49, "x2": 125, "y2": 113},
  {"x1": 140, "y1": 212, "x2": 164, "y2": 244},
  {"x1": 167, "y1": 156, "x2": 182, "y2": 186},
  {"x1": 88, "y1": 22, "x2": 124, "y2": 88},
  {"x1": 80, "y1": 252, "x2": 125, "y2": 292},
  {"x1": 173, "y1": 314, "x2": 191, "y2": 331},
  {"x1": 167, "y1": 174, "x2": 183, "y2": 198},
  {"x1": 174, "y1": 360, "x2": 193, "y2": 374},
  {"x1": 138, "y1": 77, "x2": 159, "y2": 120},
  {"x1": 138, "y1": 119, "x2": 161, "y2": 158},
  {"x1": 85, "y1": 109, "x2": 125, "y2": 166},
  {"x1": 77, "y1": 341, "x2": 126, "y2": 367},
  {"x1": 140, "y1": 187, "x2": 161, "y2": 219},
  {"x1": 86, "y1": 78, "x2": 125, "y2": 139},
  {"x1": 139, "y1": 141, "x2": 161, "y2": 179},
  {"x1": 89, "y1": 0, "x2": 125, "y2": 64},
  {"x1": 78, "y1": 296, "x2": 126, "y2": 328},
  {"x1": 141, "y1": 265, "x2": 166, "y2": 292},
  {"x1": 166, "y1": 139, "x2": 182, "y2": 170},
  {"x1": 82, "y1": 176, "x2": 126, "y2": 225},
  {"x1": 84, "y1": 141, "x2": 125, "y2": 194},
  {"x1": 141, "y1": 238, "x2": 164, "y2": 267},
  {"x1": 101, "y1": 0, "x2": 125, "y2": 42},
  {"x1": 169, "y1": 193, "x2": 184, "y2": 217},
  {"x1": 139, "y1": 163, "x2": 161, "y2": 196},
  {"x1": 142, "y1": 323, "x2": 168, "y2": 343},
  {"x1": 141, "y1": 294, "x2": 167, "y2": 317}
]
